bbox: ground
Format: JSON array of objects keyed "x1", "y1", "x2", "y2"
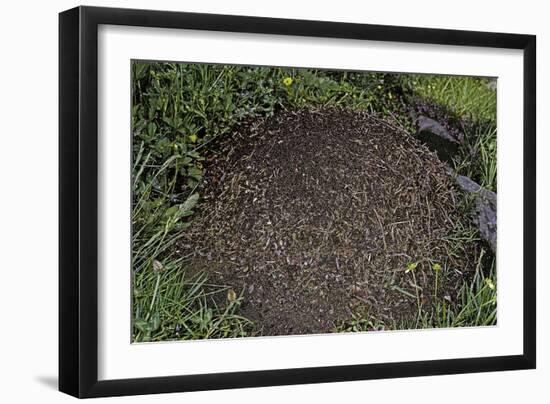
[{"x1": 178, "y1": 108, "x2": 479, "y2": 336}]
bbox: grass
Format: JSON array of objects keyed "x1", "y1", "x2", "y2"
[
  {"x1": 398, "y1": 191, "x2": 497, "y2": 330},
  {"x1": 132, "y1": 144, "x2": 251, "y2": 342},
  {"x1": 405, "y1": 248, "x2": 497, "y2": 329},
  {"x1": 411, "y1": 75, "x2": 496, "y2": 124},
  {"x1": 133, "y1": 262, "x2": 251, "y2": 342},
  {"x1": 131, "y1": 62, "x2": 498, "y2": 341},
  {"x1": 407, "y1": 75, "x2": 497, "y2": 191},
  {"x1": 413, "y1": 77, "x2": 497, "y2": 331},
  {"x1": 336, "y1": 247, "x2": 496, "y2": 332}
]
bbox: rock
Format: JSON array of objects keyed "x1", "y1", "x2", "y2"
[
  {"x1": 416, "y1": 115, "x2": 463, "y2": 163},
  {"x1": 412, "y1": 113, "x2": 495, "y2": 252},
  {"x1": 454, "y1": 174, "x2": 497, "y2": 252}
]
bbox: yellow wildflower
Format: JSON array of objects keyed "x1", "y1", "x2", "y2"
[
  {"x1": 405, "y1": 262, "x2": 418, "y2": 273},
  {"x1": 283, "y1": 77, "x2": 293, "y2": 86},
  {"x1": 227, "y1": 289, "x2": 237, "y2": 302},
  {"x1": 189, "y1": 134, "x2": 198, "y2": 143}
]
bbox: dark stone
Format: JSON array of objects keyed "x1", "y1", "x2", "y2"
[
  {"x1": 416, "y1": 115, "x2": 463, "y2": 163},
  {"x1": 412, "y1": 112, "x2": 495, "y2": 251},
  {"x1": 455, "y1": 174, "x2": 497, "y2": 252}
]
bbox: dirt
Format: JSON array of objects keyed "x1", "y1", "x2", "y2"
[{"x1": 177, "y1": 107, "x2": 479, "y2": 336}]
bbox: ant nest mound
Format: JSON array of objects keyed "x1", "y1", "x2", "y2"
[{"x1": 180, "y1": 108, "x2": 480, "y2": 336}]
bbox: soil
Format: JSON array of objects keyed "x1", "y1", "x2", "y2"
[{"x1": 177, "y1": 107, "x2": 479, "y2": 336}]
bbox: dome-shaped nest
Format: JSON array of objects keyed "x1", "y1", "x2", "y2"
[{"x1": 179, "y1": 108, "x2": 479, "y2": 336}]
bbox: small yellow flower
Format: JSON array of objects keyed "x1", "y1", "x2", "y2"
[
  {"x1": 405, "y1": 262, "x2": 418, "y2": 273},
  {"x1": 485, "y1": 278, "x2": 496, "y2": 290},
  {"x1": 189, "y1": 134, "x2": 198, "y2": 143},
  {"x1": 283, "y1": 77, "x2": 293, "y2": 86},
  {"x1": 432, "y1": 263, "x2": 442, "y2": 272},
  {"x1": 227, "y1": 288, "x2": 237, "y2": 302}
]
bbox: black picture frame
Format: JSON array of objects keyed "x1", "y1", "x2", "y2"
[{"x1": 59, "y1": 5, "x2": 536, "y2": 398}]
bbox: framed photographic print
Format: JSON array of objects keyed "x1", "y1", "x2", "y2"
[{"x1": 59, "y1": 6, "x2": 536, "y2": 398}]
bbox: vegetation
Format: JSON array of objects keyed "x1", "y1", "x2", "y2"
[
  {"x1": 132, "y1": 146, "x2": 250, "y2": 342},
  {"x1": 131, "y1": 61, "x2": 497, "y2": 341},
  {"x1": 409, "y1": 75, "x2": 497, "y2": 191}
]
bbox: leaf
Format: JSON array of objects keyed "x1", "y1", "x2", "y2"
[
  {"x1": 150, "y1": 313, "x2": 161, "y2": 331},
  {"x1": 204, "y1": 309, "x2": 213, "y2": 324},
  {"x1": 164, "y1": 205, "x2": 180, "y2": 218},
  {"x1": 390, "y1": 285, "x2": 416, "y2": 299},
  {"x1": 134, "y1": 319, "x2": 150, "y2": 333},
  {"x1": 182, "y1": 193, "x2": 199, "y2": 212},
  {"x1": 147, "y1": 122, "x2": 157, "y2": 138},
  {"x1": 173, "y1": 222, "x2": 191, "y2": 231},
  {"x1": 187, "y1": 166, "x2": 203, "y2": 180},
  {"x1": 186, "y1": 151, "x2": 201, "y2": 159}
]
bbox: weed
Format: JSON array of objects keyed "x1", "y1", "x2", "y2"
[
  {"x1": 422, "y1": 249, "x2": 497, "y2": 328},
  {"x1": 335, "y1": 312, "x2": 386, "y2": 333}
]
